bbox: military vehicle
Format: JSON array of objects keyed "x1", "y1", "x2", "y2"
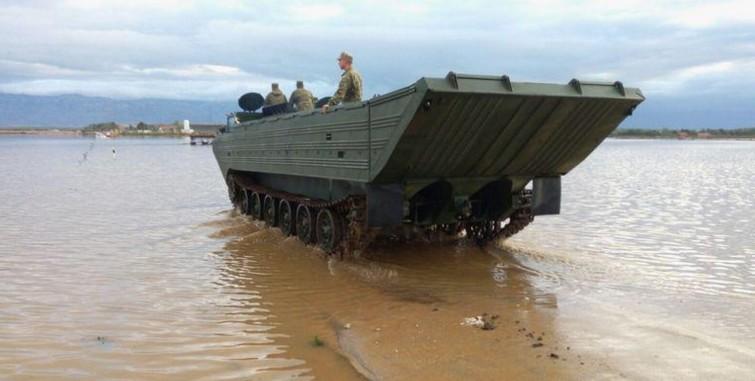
[{"x1": 213, "y1": 72, "x2": 644, "y2": 254}]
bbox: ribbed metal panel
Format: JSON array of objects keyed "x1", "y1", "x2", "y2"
[
  {"x1": 214, "y1": 74, "x2": 643, "y2": 187},
  {"x1": 376, "y1": 91, "x2": 641, "y2": 182}
]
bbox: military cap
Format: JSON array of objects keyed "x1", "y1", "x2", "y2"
[
  {"x1": 296, "y1": 80, "x2": 304, "y2": 88},
  {"x1": 338, "y1": 51, "x2": 353, "y2": 63},
  {"x1": 272, "y1": 83, "x2": 279, "y2": 90}
]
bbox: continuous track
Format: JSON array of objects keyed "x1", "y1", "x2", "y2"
[{"x1": 226, "y1": 174, "x2": 532, "y2": 255}]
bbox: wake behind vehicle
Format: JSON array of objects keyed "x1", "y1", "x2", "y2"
[{"x1": 213, "y1": 72, "x2": 644, "y2": 254}]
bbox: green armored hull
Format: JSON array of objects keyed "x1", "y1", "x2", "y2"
[{"x1": 213, "y1": 73, "x2": 644, "y2": 253}]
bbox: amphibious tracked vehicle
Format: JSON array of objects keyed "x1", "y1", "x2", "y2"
[{"x1": 213, "y1": 72, "x2": 644, "y2": 254}]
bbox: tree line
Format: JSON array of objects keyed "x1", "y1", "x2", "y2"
[{"x1": 611, "y1": 127, "x2": 755, "y2": 138}]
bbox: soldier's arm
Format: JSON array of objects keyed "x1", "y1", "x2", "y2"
[
  {"x1": 328, "y1": 74, "x2": 352, "y2": 106},
  {"x1": 354, "y1": 73, "x2": 363, "y2": 101}
]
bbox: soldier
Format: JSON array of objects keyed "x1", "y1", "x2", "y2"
[
  {"x1": 289, "y1": 80, "x2": 315, "y2": 112},
  {"x1": 322, "y1": 51, "x2": 363, "y2": 113},
  {"x1": 264, "y1": 83, "x2": 287, "y2": 106}
]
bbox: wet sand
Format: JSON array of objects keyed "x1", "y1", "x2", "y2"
[
  {"x1": 211, "y1": 209, "x2": 755, "y2": 380},
  {"x1": 214, "y1": 215, "x2": 595, "y2": 380}
]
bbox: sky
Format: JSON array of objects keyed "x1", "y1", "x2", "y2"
[{"x1": 1, "y1": 0, "x2": 754, "y2": 128}]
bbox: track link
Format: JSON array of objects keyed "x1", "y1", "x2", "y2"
[
  {"x1": 463, "y1": 190, "x2": 534, "y2": 246},
  {"x1": 228, "y1": 174, "x2": 532, "y2": 255},
  {"x1": 231, "y1": 174, "x2": 368, "y2": 256}
]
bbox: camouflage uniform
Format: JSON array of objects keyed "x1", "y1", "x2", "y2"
[
  {"x1": 289, "y1": 82, "x2": 314, "y2": 112},
  {"x1": 264, "y1": 83, "x2": 287, "y2": 106},
  {"x1": 328, "y1": 67, "x2": 362, "y2": 106}
]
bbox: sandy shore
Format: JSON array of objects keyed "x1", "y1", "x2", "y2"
[
  {"x1": 0, "y1": 128, "x2": 81, "y2": 136},
  {"x1": 207, "y1": 213, "x2": 755, "y2": 381},
  {"x1": 215, "y1": 220, "x2": 596, "y2": 380}
]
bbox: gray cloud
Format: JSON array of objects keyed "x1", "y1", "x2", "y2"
[{"x1": 0, "y1": 0, "x2": 754, "y2": 127}]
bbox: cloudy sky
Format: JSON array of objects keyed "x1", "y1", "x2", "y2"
[{"x1": 1, "y1": 0, "x2": 754, "y2": 128}]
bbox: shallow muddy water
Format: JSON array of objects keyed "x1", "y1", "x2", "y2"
[{"x1": 0, "y1": 137, "x2": 753, "y2": 380}]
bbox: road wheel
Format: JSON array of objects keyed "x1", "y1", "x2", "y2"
[
  {"x1": 295, "y1": 205, "x2": 315, "y2": 244},
  {"x1": 279, "y1": 200, "x2": 295, "y2": 236},
  {"x1": 263, "y1": 195, "x2": 277, "y2": 226},
  {"x1": 250, "y1": 192, "x2": 263, "y2": 220},
  {"x1": 440, "y1": 223, "x2": 460, "y2": 236},
  {"x1": 239, "y1": 189, "x2": 250, "y2": 214},
  {"x1": 226, "y1": 175, "x2": 238, "y2": 204},
  {"x1": 316, "y1": 208, "x2": 342, "y2": 253}
]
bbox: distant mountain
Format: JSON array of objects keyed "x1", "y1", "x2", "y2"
[
  {"x1": 1, "y1": 91, "x2": 753, "y2": 129},
  {"x1": 0, "y1": 93, "x2": 236, "y2": 128}
]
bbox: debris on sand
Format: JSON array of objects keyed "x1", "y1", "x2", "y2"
[
  {"x1": 532, "y1": 343, "x2": 543, "y2": 348},
  {"x1": 461, "y1": 316, "x2": 485, "y2": 328},
  {"x1": 311, "y1": 336, "x2": 324, "y2": 347},
  {"x1": 461, "y1": 313, "x2": 499, "y2": 330},
  {"x1": 549, "y1": 353, "x2": 559, "y2": 359}
]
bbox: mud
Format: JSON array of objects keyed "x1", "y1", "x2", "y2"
[{"x1": 218, "y1": 215, "x2": 591, "y2": 380}]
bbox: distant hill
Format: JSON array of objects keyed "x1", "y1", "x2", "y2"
[
  {"x1": 2, "y1": 91, "x2": 753, "y2": 130},
  {"x1": 0, "y1": 93, "x2": 236, "y2": 128}
]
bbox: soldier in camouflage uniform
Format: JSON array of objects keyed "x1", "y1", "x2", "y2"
[
  {"x1": 289, "y1": 80, "x2": 314, "y2": 112},
  {"x1": 264, "y1": 83, "x2": 287, "y2": 106},
  {"x1": 322, "y1": 51, "x2": 363, "y2": 113}
]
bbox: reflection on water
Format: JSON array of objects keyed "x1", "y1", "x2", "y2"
[
  {"x1": 0, "y1": 138, "x2": 309, "y2": 380},
  {"x1": 0, "y1": 137, "x2": 753, "y2": 380},
  {"x1": 511, "y1": 139, "x2": 755, "y2": 337}
]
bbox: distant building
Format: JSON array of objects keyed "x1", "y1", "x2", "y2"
[
  {"x1": 183, "y1": 120, "x2": 193, "y2": 134},
  {"x1": 190, "y1": 124, "x2": 224, "y2": 136},
  {"x1": 697, "y1": 132, "x2": 712, "y2": 139},
  {"x1": 157, "y1": 124, "x2": 179, "y2": 134}
]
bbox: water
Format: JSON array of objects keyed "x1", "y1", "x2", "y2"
[
  {"x1": 512, "y1": 140, "x2": 755, "y2": 332},
  {"x1": 0, "y1": 136, "x2": 753, "y2": 380}
]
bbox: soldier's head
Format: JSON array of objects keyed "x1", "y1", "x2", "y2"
[
  {"x1": 337, "y1": 51, "x2": 353, "y2": 70},
  {"x1": 271, "y1": 83, "x2": 279, "y2": 91},
  {"x1": 296, "y1": 80, "x2": 304, "y2": 89}
]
